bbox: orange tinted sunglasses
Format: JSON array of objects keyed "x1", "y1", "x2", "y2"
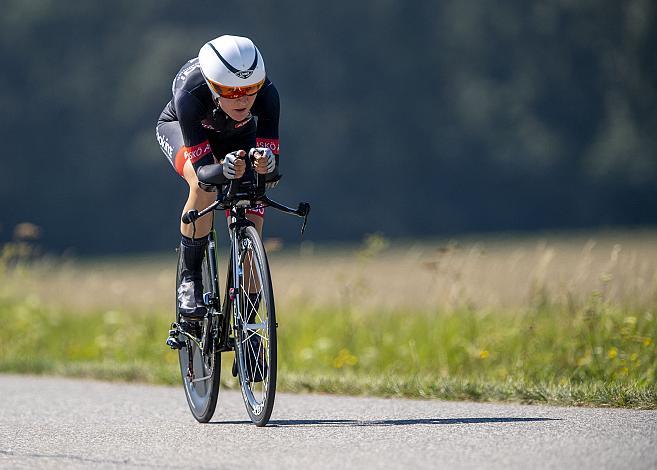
[{"x1": 207, "y1": 78, "x2": 265, "y2": 99}]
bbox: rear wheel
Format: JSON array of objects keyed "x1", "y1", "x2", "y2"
[
  {"x1": 176, "y1": 246, "x2": 221, "y2": 423},
  {"x1": 234, "y1": 226, "x2": 277, "y2": 426}
]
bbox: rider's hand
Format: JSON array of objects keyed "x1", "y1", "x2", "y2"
[
  {"x1": 222, "y1": 150, "x2": 246, "y2": 179},
  {"x1": 249, "y1": 147, "x2": 276, "y2": 175}
]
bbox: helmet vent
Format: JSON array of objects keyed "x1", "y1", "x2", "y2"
[{"x1": 208, "y1": 43, "x2": 258, "y2": 80}]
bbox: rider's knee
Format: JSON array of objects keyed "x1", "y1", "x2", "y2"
[{"x1": 183, "y1": 159, "x2": 198, "y2": 186}]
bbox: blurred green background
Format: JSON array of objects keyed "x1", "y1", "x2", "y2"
[
  {"x1": 1, "y1": 0, "x2": 655, "y2": 254},
  {"x1": 1, "y1": 1, "x2": 656, "y2": 405}
]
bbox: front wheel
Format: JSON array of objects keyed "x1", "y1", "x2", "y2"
[{"x1": 234, "y1": 226, "x2": 277, "y2": 426}]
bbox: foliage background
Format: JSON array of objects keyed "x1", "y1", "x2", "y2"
[{"x1": 1, "y1": 0, "x2": 655, "y2": 254}]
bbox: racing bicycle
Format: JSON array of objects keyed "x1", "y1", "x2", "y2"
[{"x1": 166, "y1": 159, "x2": 309, "y2": 426}]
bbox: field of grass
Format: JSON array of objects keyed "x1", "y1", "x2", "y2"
[{"x1": 1, "y1": 230, "x2": 656, "y2": 408}]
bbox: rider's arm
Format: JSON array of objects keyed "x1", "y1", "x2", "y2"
[
  {"x1": 174, "y1": 89, "x2": 215, "y2": 172},
  {"x1": 252, "y1": 81, "x2": 280, "y2": 182},
  {"x1": 196, "y1": 162, "x2": 228, "y2": 185}
]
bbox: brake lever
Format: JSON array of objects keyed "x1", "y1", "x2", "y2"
[
  {"x1": 301, "y1": 215, "x2": 308, "y2": 236},
  {"x1": 297, "y1": 202, "x2": 310, "y2": 236}
]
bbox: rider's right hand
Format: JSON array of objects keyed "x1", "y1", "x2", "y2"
[{"x1": 222, "y1": 150, "x2": 246, "y2": 179}]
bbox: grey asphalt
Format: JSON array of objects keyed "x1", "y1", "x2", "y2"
[{"x1": 0, "y1": 375, "x2": 655, "y2": 469}]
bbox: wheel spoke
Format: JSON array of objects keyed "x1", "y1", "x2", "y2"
[{"x1": 234, "y1": 227, "x2": 275, "y2": 425}]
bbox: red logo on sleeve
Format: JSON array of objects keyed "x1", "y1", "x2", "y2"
[
  {"x1": 184, "y1": 141, "x2": 212, "y2": 164},
  {"x1": 256, "y1": 138, "x2": 280, "y2": 155}
]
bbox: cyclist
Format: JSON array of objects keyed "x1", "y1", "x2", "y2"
[{"x1": 156, "y1": 35, "x2": 280, "y2": 326}]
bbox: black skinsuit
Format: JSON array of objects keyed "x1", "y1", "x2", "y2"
[{"x1": 156, "y1": 57, "x2": 280, "y2": 181}]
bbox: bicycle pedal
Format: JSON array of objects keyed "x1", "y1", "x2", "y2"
[
  {"x1": 167, "y1": 337, "x2": 182, "y2": 349},
  {"x1": 167, "y1": 330, "x2": 187, "y2": 350}
]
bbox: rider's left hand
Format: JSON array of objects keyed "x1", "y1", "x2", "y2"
[{"x1": 249, "y1": 147, "x2": 276, "y2": 175}]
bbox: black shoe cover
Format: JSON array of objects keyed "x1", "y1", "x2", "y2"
[{"x1": 178, "y1": 235, "x2": 208, "y2": 320}]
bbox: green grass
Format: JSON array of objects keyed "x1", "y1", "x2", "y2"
[{"x1": 1, "y1": 294, "x2": 655, "y2": 408}]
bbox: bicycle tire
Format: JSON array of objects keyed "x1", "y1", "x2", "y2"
[
  {"x1": 234, "y1": 225, "x2": 277, "y2": 426},
  {"x1": 176, "y1": 245, "x2": 221, "y2": 423}
]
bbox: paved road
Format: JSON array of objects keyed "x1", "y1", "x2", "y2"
[{"x1": 0, "y1": 375, "x2": 655, "y2": 469}]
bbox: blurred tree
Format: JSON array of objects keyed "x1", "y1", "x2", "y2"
[{"x1": 0, "y1": 0, "x2": 654, "y2": 254}]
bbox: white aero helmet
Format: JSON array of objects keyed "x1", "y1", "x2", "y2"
[{"x1": 198, "y1": 35, "x2": 266, "y2": 100}]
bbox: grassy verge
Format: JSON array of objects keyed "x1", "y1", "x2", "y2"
[{"x1": 1, "y1": 295, "x2": 655, "y2": 408}]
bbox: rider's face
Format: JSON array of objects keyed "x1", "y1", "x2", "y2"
[{"x1": 217, "y1": 93, "x2": 257, "y2": 122}]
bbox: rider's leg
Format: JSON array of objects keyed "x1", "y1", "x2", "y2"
[
  {"x1": 178, "y1": 159, "x2": 216, "y2": 319},
  {"x1": 226, "y1": 212, "x2": 263, "y2": 322},
  {"x1": 156, "y1": 117, "x2": 215, "y2": 321},
  {"x1": 181, "y1": 159, "x2": 215, "y2": 237},
  {"x1": 247, "y1": 211, "x2": 264, "y2": 235},
  {"x1": 239, "y1": 213, "x2": 266, "y2": 381},
  {"x1": 226, "y1": 210, "x2": 263, "y2": 292},
  {"x1": 230, "y1": 211, "x2": 265, "y2": 378}
]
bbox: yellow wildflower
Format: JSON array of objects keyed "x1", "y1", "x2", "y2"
[{"x1": 333, "y1": 349, "x2": 358, "y2": 368}]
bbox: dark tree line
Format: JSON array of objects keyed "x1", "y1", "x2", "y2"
[{"x1": 1, "y1": 0, "x2": 655, "y2": 254}]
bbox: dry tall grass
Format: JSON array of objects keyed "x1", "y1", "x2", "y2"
[
  {"x1": 3, "y1": 230, "x2": 656, "y2": 313},
  {"x1": 275, "y1": 230, "x2": 657, "y2": 312}
]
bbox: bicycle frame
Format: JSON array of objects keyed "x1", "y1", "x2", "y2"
[
  {"x1": 166, "y1": 163, "x2": 310, "y2": 424},
  {"x1": 169, "y1": 170, "x2": 310, "y2": 374}
]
